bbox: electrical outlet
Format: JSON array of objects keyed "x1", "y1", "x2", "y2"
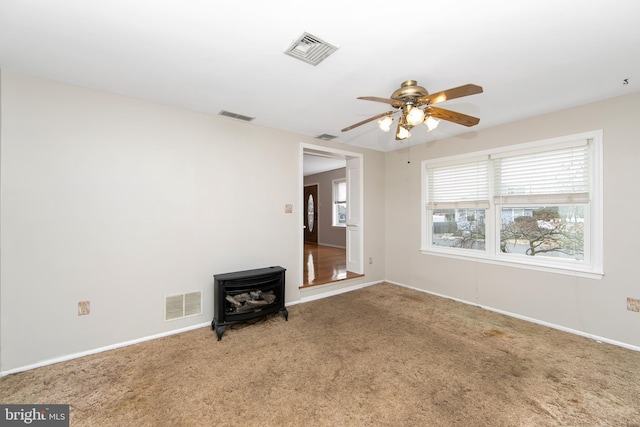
[
  {"x1": 78, "y1": 301, "x2": 90, "y2": 316},
  {"x1": 627, "y1": 298, "x2": 640, "y2": 312},
  {"x1": 368, "y1": 257, "x2": 373, "y2": 264},
  {"x1": 284, "y1": 204, "x2": 292, "y2": 213}
]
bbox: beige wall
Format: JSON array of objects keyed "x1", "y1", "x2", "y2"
[
  {"x1": 304, "y1": 168, "x2": 346, "y2": 248},
  {"x1": 0, "y1": 72, "x2": 386, "y2": 373},
  {"x1": 6, "y1": 69, "x2": 635, "y2": 373},
  {"x1": 385, "y1": 92, "x2": 640, "y2": 349}
]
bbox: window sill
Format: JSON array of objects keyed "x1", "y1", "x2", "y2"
[{"x1": 419, "y1": 248, "x2": 604, "y2": 280}]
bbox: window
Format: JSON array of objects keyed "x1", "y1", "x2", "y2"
[
  {"x1": 333, "y1": 179, "x2": 347, "y2": 227},
  {"x1": 422, "y1": 131, "x2": 603, "y2": 278}
]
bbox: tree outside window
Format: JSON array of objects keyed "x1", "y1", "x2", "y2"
[{"x1": 500, "y1": 206, "x2": 584, "y2": 259}]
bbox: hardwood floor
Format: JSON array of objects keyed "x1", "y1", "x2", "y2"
[{"x1": 302, "y1": 243, "x2": 362, "y2": 287}]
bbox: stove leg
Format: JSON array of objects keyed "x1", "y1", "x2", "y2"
[
  {"x1": 215, "y1": 325, "x2": 225, "y2": 341},
  {"x1": 212, "y1": 320, "x2": 225, "y2": 341},
  {"x1": 282, "y1": 307, "x2": 289, "y2": 321}
]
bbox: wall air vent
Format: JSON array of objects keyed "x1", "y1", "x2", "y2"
[
  {"x1": 164, "y1": 291, "x2": 202, "y2": 321},
  {"x1": 285, "y1": 32, "x2": 338, "y2": 66},
  {"x1": 218, "y1": 110, "x2": 255, "y2": 122},
  {"x1": 316, "y1": 134, "x2": 338, "y2": 141}
]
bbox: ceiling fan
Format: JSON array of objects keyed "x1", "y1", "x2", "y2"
[{"x1": 341, "y1": 80, "x2": 483, "y2": 140}]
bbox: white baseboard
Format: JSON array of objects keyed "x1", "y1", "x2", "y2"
[
  {"x1": 1, "y1": 322, "x2": 211, "y2": 377},
  {"x1": 316, "y1": 242, "x2": 346, "y2": 249},
  {"x1": 298, "y1": 278, "x2": 382, "y2": 303},
  {"x1": 4, "y1": 278, "x2": 379, "y2": 376},
  {"x1": 386, "y1": 280, "x2": 640, "y2": 353},
  {"x1": 3, "y1": 278, "x2": 380, "y2": 376}
]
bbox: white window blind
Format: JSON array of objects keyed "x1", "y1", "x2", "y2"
[
  {"x1": 333, "y1": 179, "x2": 347, "y2": 226},
  {"x1": 493, "y1": 140, "x2": 590, "y2": 205},
  {"x1": 335, "y1": 180, "x2": 347, "y2": 204},
  {"x1": 427, "y1": 159, "x2": 489, "y2": 208}
]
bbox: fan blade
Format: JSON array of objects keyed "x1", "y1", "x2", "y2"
[
  {"x1": 357, "y1": 96, "x2": 405, "y2": 108},
  {"x1": 427, "y1": 107, "x2": 480, "y2": 127},
  {"x1": 418, "y1": 84, "x2": 483, "y2": 105},
  {"x1": 341, "y1": 111, "x2": 396, "y2": 132}
]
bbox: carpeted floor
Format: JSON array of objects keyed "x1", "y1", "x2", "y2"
[{"x1": 2, "y1": 283, "x2": 640, "y2": 426}]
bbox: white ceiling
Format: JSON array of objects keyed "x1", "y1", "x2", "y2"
[{"x1": 1, "y1": 1, "x2": 639, "y2": 152}]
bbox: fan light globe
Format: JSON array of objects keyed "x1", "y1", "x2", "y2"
[
  {"x1": 377, "y1": 116, "x2": 393, "y2": 132},
  {"x1": 396, "y1": 126, "x2": 410, "y2": 140},
  {"x1": 406, "y1": 107, "x2": 425, "y2": 126},
  {"x1": 425, "y1": 116, "x2": 440, "y2": 131}
]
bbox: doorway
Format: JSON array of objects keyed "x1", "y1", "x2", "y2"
[{"x1": 301, "y1": 144, "x2": 363, "y2": 287}]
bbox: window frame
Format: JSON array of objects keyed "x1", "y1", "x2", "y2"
[
  {"x1": 332, "y1": 178, "x2": 347, "y2": 227},
  {"x1": 421, "y1": 130, "x2": 603, "y2": 279}
]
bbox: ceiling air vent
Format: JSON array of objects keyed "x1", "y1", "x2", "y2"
[
  {"x1": 316, "y1": 134, "x2": 337, "y2": 141},
  {"x1": 218, "y1": 110, "x2": 255, "y2": 122},
  {"x1": 285, "y1": 32, "x2": 338, "y2": 66}
]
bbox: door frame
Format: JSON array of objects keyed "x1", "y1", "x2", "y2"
[{"x1": 300, "y1": 143, "x2": 364, "y2": 287}]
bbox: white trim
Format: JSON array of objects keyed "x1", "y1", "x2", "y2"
[
  {"x1": 0, "y1": 322, "x2": 210, "y2": 377},
  {"x1": 418, "y1": 248, "x2": 603, "y2": 279},
  {"x1": 387, "y1": 280, "x2": 640, "y2": 353},
  {"x1": 345, "y1": 156, "x2": 364, "y2": 274},
  {"x1": 316, "y1": 242, "x2": 346, "y2": 249},
  {"x1": 300, "y1": 143, "x2": 365, "y2": 285},
  {"x1": 424, "y1": 130, "x2": 600, "y2": 167},
  {"x1": 589, "y1": 132, "x2": 604, "y2": 275},
  {"x1": 299, "y1": 279, "x2": 382, "y2": 303}
]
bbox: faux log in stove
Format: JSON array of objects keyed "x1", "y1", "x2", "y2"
[{"x1": 212, "y1": 266, "x2": 288, "y2": 340}]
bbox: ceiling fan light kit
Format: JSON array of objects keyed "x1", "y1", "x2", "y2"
[
  {"x1": 377, "y1": 115, "x2": 393, "y2": 132},
  {"x1": 425, "y1": 115, "x2": 440, "y2": 131},
  {"x1": 396, "y1": 125, "x2": 410, "y2": 140},
  {"x1": 342, "y1": 79, "x2": 483, "y2": 141},
  {"x1": 406, "y1": 105, "x2": 425, "y2": 126}
]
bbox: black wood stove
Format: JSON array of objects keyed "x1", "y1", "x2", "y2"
[{"x1": 212, "y1": 266, "x2": 288, "y2": 340}]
